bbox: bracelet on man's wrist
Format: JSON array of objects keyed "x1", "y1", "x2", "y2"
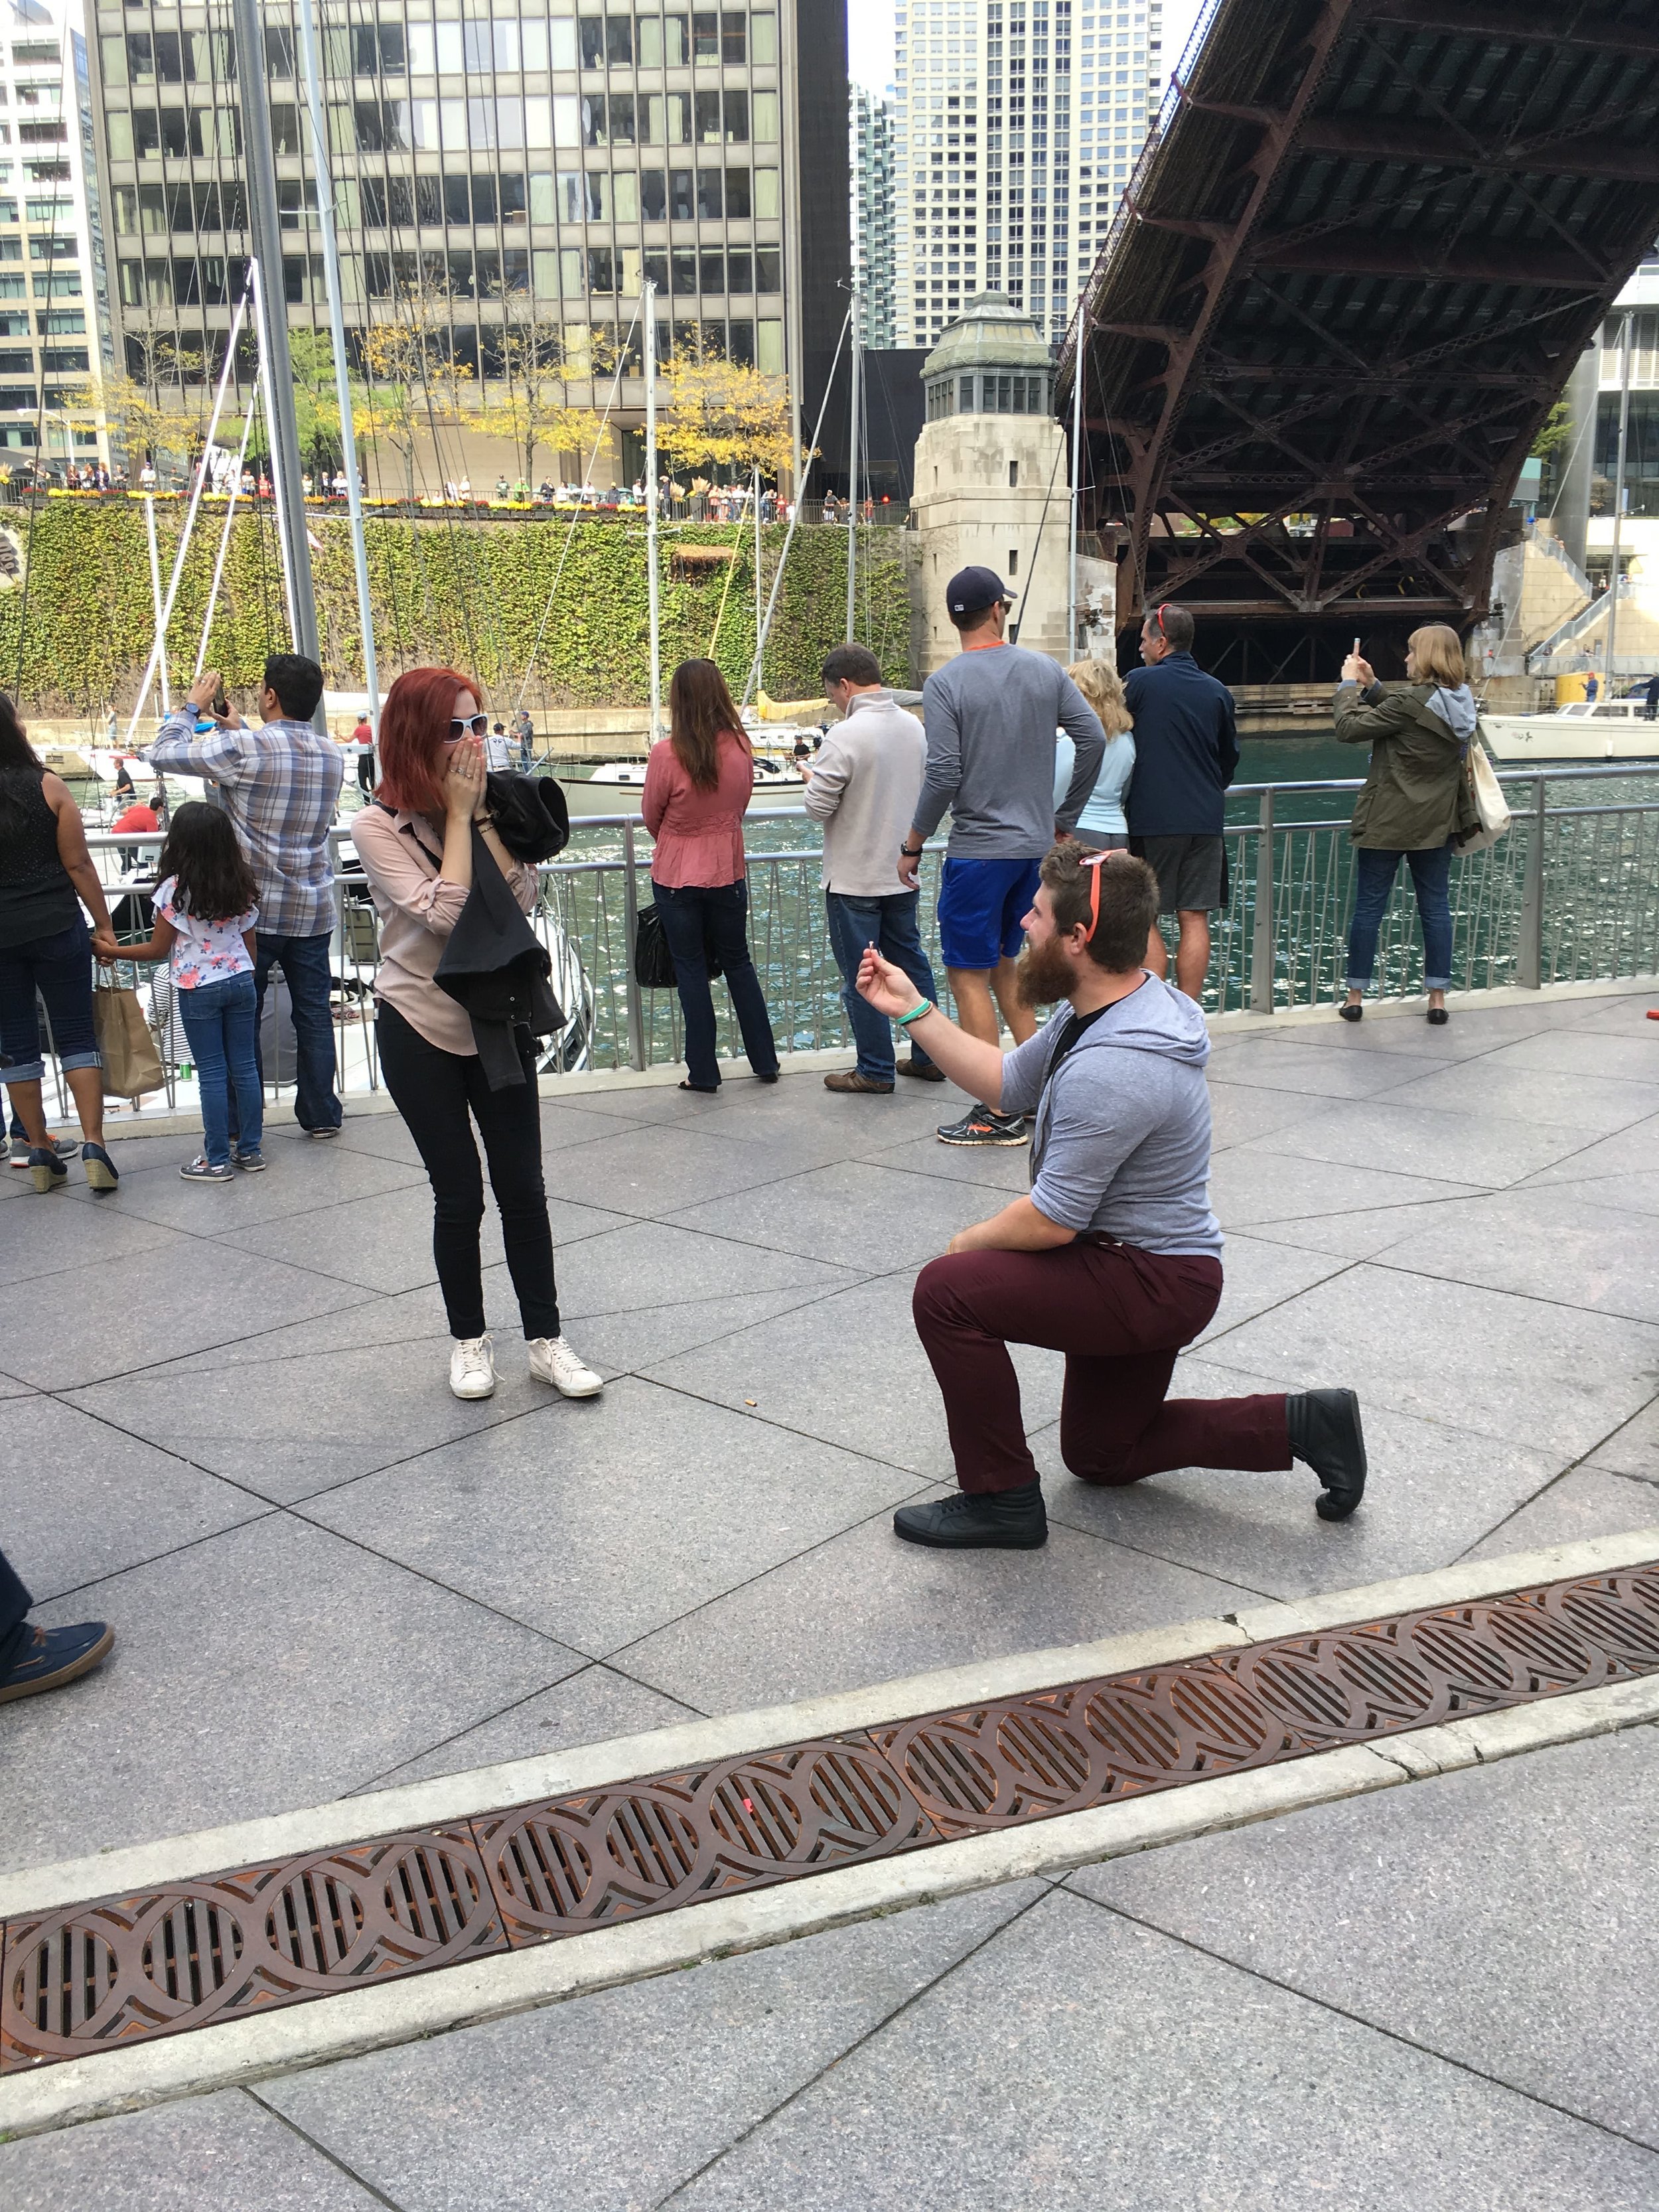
[{"x1": 895, "y1": 999, "x2": 934, "y2": 1028}]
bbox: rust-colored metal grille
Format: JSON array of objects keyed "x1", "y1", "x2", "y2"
[{"x1": 4, "y1": 1563, "x2": 1655, "y2": 2075}]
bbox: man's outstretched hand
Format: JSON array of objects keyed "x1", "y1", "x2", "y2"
[{"x1": 857, "y1": 946, "x2": 924, "y2": 1020}]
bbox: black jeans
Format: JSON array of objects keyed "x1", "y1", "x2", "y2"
[
  {"x1": 376, "y1": 1000, "x2": 561, "y2": 1341},
  {"x1": 652, "y1": 877, "x2": 779, "y2": 1089},
  {"x1": 0, "y1": 1540, "x2": 31, "y2": 1671}
]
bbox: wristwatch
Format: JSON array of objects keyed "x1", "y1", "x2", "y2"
[{"x1": 900, "y1": 840, "x2": 923, "y2": 858}]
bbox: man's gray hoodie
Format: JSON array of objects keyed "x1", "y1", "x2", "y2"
[{"x1": 998, "y1": 976, "x2": 1222, "y2": 1258}]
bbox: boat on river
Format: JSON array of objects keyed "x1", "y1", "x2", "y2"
[
  {"x1": 560, "y1": 749, "x2": 812, "y2": 816},
  {"x1": 1479, "y1": 698, "x2": 1659, "y2": 761}
]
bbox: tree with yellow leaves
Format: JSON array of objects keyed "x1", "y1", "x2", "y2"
[
  {"x1": 461, "y1": 295, "x2": 614, "y2": 488},
  {"x1": 657, "y1": 348, "x2": 793, "y2": 483},
  {"x1": 358, "y1": 288, "x2": 474, "y2": 500},
  {"x1": 69, "y1": 332, "x2": 208, "y2": 480}
]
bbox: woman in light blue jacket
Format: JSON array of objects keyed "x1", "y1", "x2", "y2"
[{"x1": 1053, "y1": 657, "x2": 1135, "y2": 849}]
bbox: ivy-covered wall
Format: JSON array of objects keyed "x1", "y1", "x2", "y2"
[{"x1": 0, "y1": 502, "x2": 913, "y2": 715}]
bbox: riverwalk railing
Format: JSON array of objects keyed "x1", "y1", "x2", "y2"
[{"x1": 46, "y1": 761, "x2": 1659, "y2": 1120}]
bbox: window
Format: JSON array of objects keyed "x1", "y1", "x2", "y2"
[
  {"x1": 721, "y1": 12, "x2": 747, "y2": 63},
  {"x1": 728, "y1": 317, "x2": 753, "y2": 364},
  {"x1": 42, "y1": 345, "x2": 86, "y2": 372},
  {"x1": 638, "y1": 17, "x2": 663, "y2": 66},
  {"x1": 551, "y1": 20, "x2": 578, "y2": 68},
  {"x1": 754, "y1": 167, "x2": 779, "y2": 217},
  {"x1": 695, "y1": 90, "x2": 722, "y2": 143},
  {"x1": 0, "y1": 348, "x2": 31, "y2": 372},
  {"x1": 726, "y1": 248, "x2": 751, "y2": 291},
  {"x1": 607, "y1": 15, "x2": 633, "y2": 65},
  {"x1": 692, "y1": 12, "x2": 719, "y2": 60},
  {"x1": 269, "y1": 104, "x2": 302, "y2": 156},
  {"x1": 579, "y1": 19, "x2": 605, "y2": 68},
  {"x1": 669, "y1": 167, "x2": 694, "y2": 220},
  {"x1": 665, "y1": 15, "x2": 690, "y2": 64},
  {"x1": 757, "y1": 317, "x2": 781, "y2": 372},
  {"x1": 670, "y1": 246, "x2": 696, "y2": 293},
  {"x1": 755, "y1": 246, "x2": 780, "y2": 289},
  {"x1": 611, "y1": 171, "x2": 636, "y2": 220},
  {"x1": 644, "y1": 250, "x2": 668, "y2": 291},
  {"x1": 588, "y1": 245, "x2": 616, "y2": 291},
  {"x1": 700, "y1": 247, "x2": 723, "y2": 290},
  {"x1": 641, "y1": 167, "x2": 666, "y2": 220},
  {"x1": 29, "y1": 235, "x2": 76, "y2": 259},
  {"x1": 415, "y1": 175, "x2": 443, "y2": 224},
  {"x1": 751, "y1": 10, "x2": 777, "y2": 62},
  {"x1": 608, "y1": 93, "x2": 635, "y2": 142},
  {"x1": 696, "y1": 167, "x2": 722, "y2": 218}
]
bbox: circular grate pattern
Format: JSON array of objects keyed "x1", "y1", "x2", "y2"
[{"x1": 6, "y1": 1564, "x2": 1657, "y2": 2073}]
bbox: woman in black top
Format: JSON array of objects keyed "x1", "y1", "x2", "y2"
[{"x1": 0, "y1": 696, "x2": 123, "y2": 1192}]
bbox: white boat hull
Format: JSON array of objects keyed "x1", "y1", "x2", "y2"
[{"x1": 1479, "y1": 713, "x2": 1659, "y2": 761}]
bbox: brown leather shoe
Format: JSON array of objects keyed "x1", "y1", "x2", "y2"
[{"x1": 824, "y1": 1070, "x2": 895, "y2": 1094}]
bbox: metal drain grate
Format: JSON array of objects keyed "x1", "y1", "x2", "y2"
[{"x1": 4, "y1": 1564, "x2": 1656, "y2": 2074}]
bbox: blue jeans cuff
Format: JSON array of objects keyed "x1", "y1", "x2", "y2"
[
  {"x1": 0, "y1": 1057, "x2": 45, "y2": 1082},
  {"x1": 58, "y1": 1050, "x2": 103, "y2": 1072},
  {"x1": 1422, "y1": 976, "x2": 1451, "y2": 992}
]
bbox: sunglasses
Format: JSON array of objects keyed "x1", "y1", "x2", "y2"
[
  {"x1": 1080, "y1": 849, "x2": 1111, "y2": 942},
  {"x1": 449, "y1": 713, "x2": 489, "y2": 739}
]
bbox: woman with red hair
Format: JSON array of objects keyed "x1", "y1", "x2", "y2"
[{"x1": 353, "y1": 666, "x2": 602, "y2": 1405}]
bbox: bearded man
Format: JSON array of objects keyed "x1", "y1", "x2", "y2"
[{"x1": 855, "y1": 846, "x2": 1367, "y2": 1550}]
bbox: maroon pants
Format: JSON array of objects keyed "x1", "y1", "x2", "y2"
[{"x1": 912, "y1": 1240, "x2": 1293, "y2": 1495}]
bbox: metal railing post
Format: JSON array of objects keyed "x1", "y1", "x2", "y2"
[
  {"x1": 622, "y1": 821, "x2": 647, "y2": 1070},
  {"x1": 1518, "y1": 774, "x2": 1546, "y2": 990},
  {"x1": 1250, "y1": 786, "x2": 1275, "y2": 1013}
]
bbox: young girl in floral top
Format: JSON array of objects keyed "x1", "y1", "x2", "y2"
[{"x1": 123, "y1": 802, "x2": 264, "y2": 1181}]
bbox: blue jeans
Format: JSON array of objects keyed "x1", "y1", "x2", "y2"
[
  {"x1": 0, "y1": 917, "x2": 99, "y2": 1084},
  {"x1": 253, "y1": 928, "x2": 340, "y2": 1132},
  {"x1": 1346, "y1": 844, "x2": 1454, "y2": 992},
  {"x1": 179, "y1": 972, "x2": 263, "y2": 1167},
  {"x1": 825, "y1": 889, "x2": 939, "y2": 1080},
  {"x1": 652, "y1": 878, "x2": 778, "y2": 1089}
]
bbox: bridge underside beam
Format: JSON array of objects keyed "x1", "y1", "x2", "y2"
[{"x1": 1065, "y1": 0, "x2": 1659, "y2": 680}]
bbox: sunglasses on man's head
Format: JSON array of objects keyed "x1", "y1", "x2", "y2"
[{"x1": 449, "y1": 713, "x2": 488, "y2": 739}]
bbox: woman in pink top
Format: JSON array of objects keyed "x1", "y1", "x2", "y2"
[
  {"x1": 642, "y1": 659, "x2": 780, "y2": 1092},
  {"x1": 353, "y1": 665, "x2": 601, "y2": 1406}
]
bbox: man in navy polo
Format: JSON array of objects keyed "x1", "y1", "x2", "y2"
[
  {"x1": 1123, "y1": 603, "x2": 1239, "y2": 999},
  {"x1": 901, "y1": 566, "x2": 1106, "y2": 1147}
]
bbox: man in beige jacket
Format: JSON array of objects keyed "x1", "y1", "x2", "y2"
[{"x1": 806, "y1": 645, "x2": 944, "y2": 1094}]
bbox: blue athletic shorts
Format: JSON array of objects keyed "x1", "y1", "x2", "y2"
[{"x1": 936, "y1": 855, "x2": 1043, "y2": 972}]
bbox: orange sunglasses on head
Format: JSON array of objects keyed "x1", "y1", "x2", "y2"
[{"x1": 1079, "y1": 848, "x2": 1112, "y2": 942}]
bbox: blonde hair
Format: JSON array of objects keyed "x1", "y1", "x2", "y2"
[
  {"x1": 1066, "y1": 658, "x2": 1133, "y2": 737},
  {"x1": 1407, "y1": 625, "x2": 1468, "y2": 691}
]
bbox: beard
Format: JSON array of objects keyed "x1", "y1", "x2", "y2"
[{"x1": 1016, "y1": 933, "x2": 1078, "y2": 1009}]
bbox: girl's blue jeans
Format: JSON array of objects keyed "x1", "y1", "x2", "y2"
[
  {"x1": 1346, "y1": 843, "x2": 1454, "y2": 993},
  {"x1": 179, "y1": 972, "x2": 262, "y2": 1166}
]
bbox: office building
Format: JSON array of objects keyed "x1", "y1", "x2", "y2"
[
  {"x1": 87, "y1": 0, "x2": 847, "y2": 487},
  {"x1": 892, "y1": 0, "x2": 1160, "y2": 351},
  {"x1": 853, "y1": 83, "x2": 893, "y2": 348},
  {"x1": 0, "y1": 0, "x2": 116, "y2": 468}
]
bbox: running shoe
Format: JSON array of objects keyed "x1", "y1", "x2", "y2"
[{"x1": 936, "y1": 1104, "x2": 1029, "y2": 1147}]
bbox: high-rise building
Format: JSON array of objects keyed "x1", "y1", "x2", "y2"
[
  {"x1": 84, "y1": 0, "x2": 847, "y2": 488},
  {"x1": 0, "y1": 0, "x2": 117, "y2": 471},
  {"x1": 893, "y1": 0, "x2": 1160, "y2": 352},
  {"x1": 853, "y1": 84, "x2": 894, "y2": 348}
]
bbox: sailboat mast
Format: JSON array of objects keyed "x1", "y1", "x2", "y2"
[
  {"x1": 845, "y1": 283, "x2": 860, "y2": 642},
  {"x1": 296, "y1": 0, "x2": 380, "y2": 733},
  {"x1": 644, "y1": 280, "x2": 662, "y2": 747},
  {"x1": 753, "y1": 463, "x2": 762, "y2": 696},
  {"x1": 230, "y1": 0, "x2": 322, "y2": 718},
  {"x1": 143, "y1": 492, "x2": 170, "y2": 714},
  {"x1": 1068, "y1": 313, "x2": 1084, "y2": 657},
  {"x1": 1606, "y1": 312, "x2": 1632, "y2": 692}
]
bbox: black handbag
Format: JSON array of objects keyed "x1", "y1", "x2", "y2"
[{"x1": 634, "y1": 901, "x2": 725, "y2": 988}]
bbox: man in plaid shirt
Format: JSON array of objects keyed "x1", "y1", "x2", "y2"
[{"x1": 147, "y1": 654, "x2": 345, "y2": 1136}]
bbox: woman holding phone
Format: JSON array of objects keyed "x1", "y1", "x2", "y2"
[
  {"x1": 352, "y1": 668, "x2": 602, "y2": 1404},
  {"x1": 1334, "y1": 625, "x2": 1479, "y2": 1025}
]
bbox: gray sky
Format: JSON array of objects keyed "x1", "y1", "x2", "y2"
[{"x1": 847, "y1": 0, "x2": 1209, "y2": 93}]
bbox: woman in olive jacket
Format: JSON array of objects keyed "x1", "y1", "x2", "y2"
[{"x1": 1333, "y1": 623, "x2": 1480, "y2": 1026}]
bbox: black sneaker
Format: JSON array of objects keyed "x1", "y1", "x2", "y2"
[
  {"x1": 893, "y1": 1483, "x2": 1048, "y2": 1549},
  {"x1": 1288, "y1": 1388, "x2": 1368, "y2": 1520},
  {"x1": 937, "y1": 1104, "x2": 1029, "y2": 1147}
]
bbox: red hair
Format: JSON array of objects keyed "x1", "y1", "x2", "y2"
[{"x1": 376, "y1": 666, "x2": 484, "y2": 817}]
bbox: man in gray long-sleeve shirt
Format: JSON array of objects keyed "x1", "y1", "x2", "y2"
[{"x1": 899, "y1": 565, "x2": 1106, "y2": 1148}]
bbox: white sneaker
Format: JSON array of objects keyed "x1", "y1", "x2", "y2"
[
  {"x1": 449, "y1": 1333, "x2": 496, "y2": 1400},
  {"x1": 528, "y1": 1335, "x2": 603, "y2": 1398}
]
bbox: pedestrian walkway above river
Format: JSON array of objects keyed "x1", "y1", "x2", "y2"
[{"x1": 3, "y1": 979, "x2": 1659, "y2": 2205}]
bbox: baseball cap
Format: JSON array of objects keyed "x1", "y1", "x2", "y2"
[{"x1": 946, "y1": 565, "x2": 1012, "y2": 617}]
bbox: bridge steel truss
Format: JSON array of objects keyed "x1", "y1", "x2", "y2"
[{"x1": 1061, "y1": 0, "x2": 1659, "y2": 684}]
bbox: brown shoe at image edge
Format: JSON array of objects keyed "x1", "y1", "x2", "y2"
[{"x1": 824, "y1": 1070, "x2": 896, "y2": 1094}]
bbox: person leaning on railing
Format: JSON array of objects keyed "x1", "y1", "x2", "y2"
[{"x1": 1334, "y1": 625, "x2": 1480, "y2": 1027}]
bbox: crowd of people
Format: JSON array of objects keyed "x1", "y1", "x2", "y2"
[{"x1": 0, "y1": 567, "x2": 1499, "y2": 1706}]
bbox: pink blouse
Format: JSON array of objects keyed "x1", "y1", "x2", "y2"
[
  {"x1": 352, "y1": 805, "x2": 539, "y2": 1055},
  {"x1": 641, "y1": 729, "x2": 754, "y2": 887}
]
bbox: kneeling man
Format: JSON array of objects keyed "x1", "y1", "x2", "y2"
[{"x1": 858, "y1": 847, "x2": 1366, "y2": 1548}]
